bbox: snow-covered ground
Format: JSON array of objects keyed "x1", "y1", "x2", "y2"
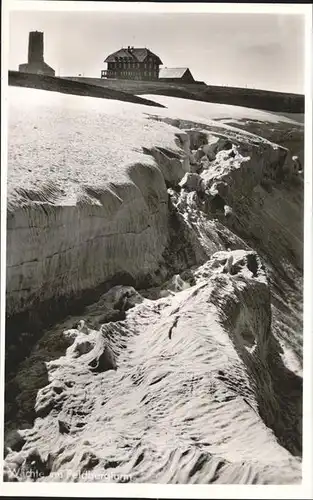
[
  {"x1": 4, "y1": 252, "x2": 302, "y2": 484},
  {"x1": 140, "y1": 94, "x2": 303, "y2": 125},
  {"x1": 8, "y1": 86, "x2": 301, "y2": 205},
  {"x1": 8, "y1": 87, "x2": 179, "y2": 204},
  {"x1": 5, "y1": 86, "x2": 304, "y2": 486}
]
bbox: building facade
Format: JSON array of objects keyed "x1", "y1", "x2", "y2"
[{"x1": 101, "y1": 47, "x2": 163, "y2": 80}]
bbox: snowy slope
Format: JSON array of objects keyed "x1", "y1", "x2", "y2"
[
  {"x1": 5, "y1": 86, "x2": 304, "y2": 485},
  {"x1": 4, "y1": 251, "x2": 301, "y2": 484},
  {"x1": 9, "y1": 86, "x2": 292, "y2": 317},
  {"x1": 141, "y1": 94, "x2": 303, "y2": 125}
]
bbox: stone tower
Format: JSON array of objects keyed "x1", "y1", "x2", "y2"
[
  {"x1": 19, "y1": 31, "x2": 55, "y2": 76},
  {"x1": 28, "y1": 31, "x2": 44, "y2": 64}
]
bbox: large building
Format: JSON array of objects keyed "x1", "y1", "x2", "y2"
[
  {"x1": 159, "y1": 67, "x2": 195, "y2": 83},
  {"x1": 101, "y1": 47, "x2": 163, "y2": 80},
  {"x1": 18, "y1": 31, "x2": 55, "y2": 76}
]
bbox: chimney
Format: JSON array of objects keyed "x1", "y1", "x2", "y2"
[{"x1": 28, "y1": 31, "x2": 44, "y2": 64}]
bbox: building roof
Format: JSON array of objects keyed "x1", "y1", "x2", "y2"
[
  {"x1": 159, "y1": 67, "x2": 191, "y2": 79},
  {"x1": 159, "y1": 67, "x2": 193, "y2": 79},
  {"x1": 105, "y1": 48, "x2": 162, "y2": 65}
]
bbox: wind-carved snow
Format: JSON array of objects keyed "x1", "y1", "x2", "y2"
[
  {"x1": 4, "y1": 252, "x2": 301, "y2": 484},
  {"x1": 5, "y1": 87, "x2": 304, "y2": 484}
]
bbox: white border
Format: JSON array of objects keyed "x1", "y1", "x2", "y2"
[
  {"x1": 1, "y1": 2, "x2": 312, "y2": 499},
  {"x1": 0, "y1": 0, "x2": 9, "y2": 493},
  {"x1": 7, "y1": 1, "x2": 312, "y2": 14},
  {"x1": 302, "y1": 6, "x2": 313, "y2": 499}
]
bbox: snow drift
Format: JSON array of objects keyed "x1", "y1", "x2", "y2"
[
  {"x1": 5, "y1": 87, "x2": 304, "y2": 485},
  {"x1": 4, "y1": 251, "x2": 301, "y2": 484}
]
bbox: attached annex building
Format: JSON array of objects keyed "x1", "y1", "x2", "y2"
[
  {"x1": 101, "y1": 46, "x2": 163, "y2": 81},
  {"x1": 159, "y1": 67, "x2": 195, "y2": 83}
]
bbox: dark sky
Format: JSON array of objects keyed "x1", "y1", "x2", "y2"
[{"x1": 9, "y1": 6, "x2": 305, "y2": 93}]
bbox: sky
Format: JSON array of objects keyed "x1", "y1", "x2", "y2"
[{"x1": 8, "y1": 10, "x2": 305, "y2": 94}]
